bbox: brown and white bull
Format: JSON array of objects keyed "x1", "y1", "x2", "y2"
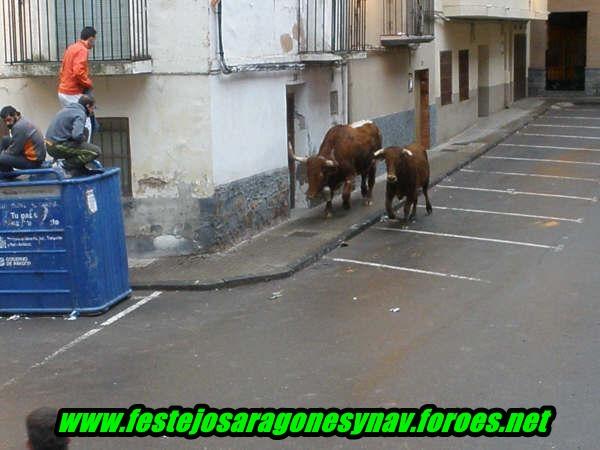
[
  {"x1": 374, "y1": 143, "x2": 433, "y2": 223},
  {"x1": 289, "y1": 121, "x2": 382, "y2": 218}
]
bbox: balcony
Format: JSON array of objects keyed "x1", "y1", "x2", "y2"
[
  {"x1": 379, "y1": 0, "x2": 434, "y2": 47},
  {"x1": 442, "y1": 0, "x2": 548, "y2": 21},
  {"x1": 298, "y1": 0, "x2": 367, "y2": 61},
  {"x1": 2, "y1": 0, "x2": 151, "y2": 74}
]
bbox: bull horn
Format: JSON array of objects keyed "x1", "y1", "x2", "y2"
[
  {"x1": 318, "y1": 155, "x2": 338, "y2": 167},
  {"x1": 373, "y1": 149, "x2": 385, "y2": 158},
  {"x1": 288, "y1": 141, "x2": 308, "y2": 163}
]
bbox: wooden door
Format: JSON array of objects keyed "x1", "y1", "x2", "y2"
[
  {"x1": 416, "y1": 70, "x2": 430, "y2": 149},
  {"x1": 514, "y1": 34, "x2": 527, "y2": 101}
]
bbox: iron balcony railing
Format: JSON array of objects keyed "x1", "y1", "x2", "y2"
[
  {"x1": 2, "y1": 0, "x2": 149, "y2": 64},
  {"x1": 299, "y1": 0, "x2": 366, "y2": 54},
  {"x1": 382, "y1": 0, "x2": 434, "y2": 39}
]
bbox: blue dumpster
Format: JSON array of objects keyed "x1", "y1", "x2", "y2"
[{"x1": 0, "y1": 168, "x2": 131, "y2": 315}]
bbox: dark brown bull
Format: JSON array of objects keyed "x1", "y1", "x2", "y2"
[
  {"x1": 290, "y1": 121, "x2": 382, "y2": 217},
  {"x1": 374, "y1": 143, "x2": 433, "y2": 223}
]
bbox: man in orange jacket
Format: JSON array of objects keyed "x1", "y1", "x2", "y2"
[{"x1": 58, "y1": 27, "x2": 97, "y2": 142}]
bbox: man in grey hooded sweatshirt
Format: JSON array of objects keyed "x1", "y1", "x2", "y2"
[{"x1": 45, "y1": 95, "x2": 101, "y2": 176}]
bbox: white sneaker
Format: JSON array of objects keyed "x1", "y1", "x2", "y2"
[{"x1": 51, "y1": 161, "x2": 71, "y2": 179}]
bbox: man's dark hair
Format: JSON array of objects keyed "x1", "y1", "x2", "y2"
[
  {"x1": 78, "y1": 95, "x2": 95, "y2": 109},
  {"x1": 0, "y1": 105, "x2": 18, "y2": 119},
  {"x1": 26, "y1": 407, "x2": 69, "y2": 450},
  {"x1": 80, "y1": 26, "x2": 96, "y2": 40}
]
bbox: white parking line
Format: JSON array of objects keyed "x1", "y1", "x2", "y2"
[
  {"x1": 528, "y1": 124, "x2": 600, "y2": 130},
  {"x1": 416, "y1": 205, "x2": 584, "y2": 223},
  {"x1": 518, "y1": 132, "x2": 600, "y2": 141},
  {"x1": 1, "y1": 291, "x2": 163, "y2": 391},
  {"x1": 498, "y1": 143, "x2": 600, "y2": 153},
  {"x1": 436, "y1": 185, "x2": 598, "y2": 202},
  {"x1": 328, "y1": 257, "x2": 489, "y2": 283},
  {"x1": 541, "y1": 116, "x2": 600, "y2": 120},
  {"x1": 374, "y1": 228, "x2": 563, "y2": 251},
  {"x1": 559, "y1": 109, "x2": 600, "y2": 113},
  {"x1": 483, "y1": 156, "x2": 600, "y2": 167},
  {"x1": 461, "y1": 168, "x2": 599, "y2": 183}
]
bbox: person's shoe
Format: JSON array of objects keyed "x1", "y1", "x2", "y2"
[{"x1": 51, "y1": 161, "x2": 71, "y2": 179}]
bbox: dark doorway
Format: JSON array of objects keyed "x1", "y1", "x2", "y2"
[
  {"x1": 478, "y1": 45, "x2": 490, "y2": 116},
  {"x1": 415, "y1": 70, "x2": 430, "y2": 149},
  {"x1": 546, "y1": 12, "x2": 587, "y2": 91},
  {"x1": 514, "y1": 34, "x2": 527, "y2": 101},
  {"x1": 286, "y1": 91, "x2": 296, "y2": 209}
]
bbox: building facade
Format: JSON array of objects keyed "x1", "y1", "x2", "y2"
[
  {"x1": 0, "y1": 0, "x2": 546, "y2": 256},
  {"x1": 530, "y1": 0, "x2": 598, "y2": 96}
]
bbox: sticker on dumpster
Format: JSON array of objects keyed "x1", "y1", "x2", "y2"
[
  {"x1": 0, "y1": 233, "x2": 64, "y2": 250},
  {"x1": 0, "y1": 200, "x2": 63, "y2": 229},
  {"x1": 86, "y1": 189, "x2": 98, "y2": 214},
  {"x1": 0, "y1": 256, "x2": 32, "y2": 268}
]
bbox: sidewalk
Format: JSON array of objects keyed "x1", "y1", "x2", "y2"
[{"x1": 130, "y1": 98, "x2": 549, "y2": 291}]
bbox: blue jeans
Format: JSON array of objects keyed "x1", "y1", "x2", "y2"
[{"x1": 0, "y1": 147, "x2": 42, "y2": 174}]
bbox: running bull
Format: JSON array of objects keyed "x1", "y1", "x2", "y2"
[
  {"x1": 289, "y1": 121, "x2": 382, "y2": 218},
  {"x1": 374, "y1": 143, "x2": 433, "y2": 223}
]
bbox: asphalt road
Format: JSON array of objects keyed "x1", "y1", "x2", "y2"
[{"x1": 2, "y1": 104, "x2": 600, "y2": 449}]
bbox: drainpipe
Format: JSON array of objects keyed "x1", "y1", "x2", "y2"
[
  {"x1": 215, "y1": 2, "x2": 305, "y2": 74},
  {"x1": 343, "y1": 63, "x2": 351, "y2": 123}
]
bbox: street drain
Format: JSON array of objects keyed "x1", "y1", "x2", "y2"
[
  {"x1": 441, "y1": 148, "x2": 460, "y2": 152},
  {"x1": 287, "y1": 230, "x2": 319, "y2": 238}
]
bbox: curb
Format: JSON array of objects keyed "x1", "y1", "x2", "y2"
[{"x1": 132, "y1": 102, "x2": 552, "y2": 292}]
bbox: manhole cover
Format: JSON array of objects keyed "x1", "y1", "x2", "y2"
[{"x1": 287, "y1": 230, "x2": 319, "y2": 238}]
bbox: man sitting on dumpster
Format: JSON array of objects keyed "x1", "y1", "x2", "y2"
[
  {"x1": 45, "y1": 95, "x2": 102, "y2": 177},
  {"x1": 0, "y1": 106, "x2": 46, "y2": 177}
]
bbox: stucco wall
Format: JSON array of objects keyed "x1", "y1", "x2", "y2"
[{"x1": 433, "y1": 20, "x2": 520, "y2": 141}]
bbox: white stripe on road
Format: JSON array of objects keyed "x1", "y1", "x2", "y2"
[
  {"x1": 1, "y1": 291, "x2": 163, "y2": 391},
  {"x1": 559, "y1": 109, "x2": 600, "y2": 112},
  {"x1": 461, "y1": 168, "x2": 599, "y2": 183},
  {"x1": 541, "y1": 116, "x2": 600, "y2": 120},
  {"x1": 416, "y1": 205, "x2": 584, "y2": 224},
  {"x1": 498, "y1": 143, "x2": 600, "y2": 153},
  {"x1": 483, "y1": 156, "x2": 600, "y2": 167},
  {"x1": 436, "y1": 185, "x2": 598, "y2": 202},
  {"x1": 101, "y1": 292, "x2": 162, "y2": 327},
  {"x1": 518, "y1": 132, "x2": 600, "y2": 141},
  {"x1": 528, "y1": 124, "x2": 600, "y2": 130},
  {"x1": 328, "y1": 257, "x2": 489, "y2": 283},
  {"x1": 374, "y1": 228, "x2": 563, "y2": 251}
]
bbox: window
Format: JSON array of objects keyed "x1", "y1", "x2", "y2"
[
  {"x1": 92, "y1": 118, "x2": 132, "y2": 196},
  {"x1": 440, "y1": 51, "x2": 452, "y2": 106},
  {"x1": 2, "y1": 0, "x2": 149, "y2": 63},
  {"x1": 459, "y1": 50, "x2": 469, "y2": 101}
]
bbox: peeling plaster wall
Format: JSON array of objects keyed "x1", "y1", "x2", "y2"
[
  {"x1": 220, "y1": 0, "x2": 299, "y2": 65},
  {"x1": 0, "y1": 0, "x2": 214, "y2": 255}
]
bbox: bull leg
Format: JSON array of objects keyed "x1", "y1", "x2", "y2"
[
  {"x1": 324, "y1": 201, "x2": 333, "y2": 219},
  {"x1": 342, "y1": 180, "x2": 352, "y2": 210},
  {"x1": 409, "y1": 194, "x2": 418, "y2": 221},
  {"x1": 403, "y1": 195, "x2": 414, "y2": 225},
  {"x1": 365, "y1": 163, "x2": 376, "y2": 206},
  {"x1": 361, "y1": 173, "x2": 368, "y2": 198},
  {"x1": 324, "y1": 187, "x2": 334, "y2": 219},
  {"x1": 423, "y1": 181, "x2": 433, "y2": 215},
  {"x1": 385, "y1": 183, "x2": 397, "y2": 220}
]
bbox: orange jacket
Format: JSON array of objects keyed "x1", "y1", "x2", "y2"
[{"x1": 58, "y1": 41, "x2": 93, "y2": 95}]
